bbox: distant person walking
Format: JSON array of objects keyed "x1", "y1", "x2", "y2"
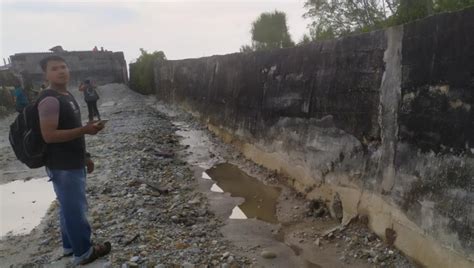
[
  {"x1": 79, "y1": 80, "x2": 101, "y2": 122},
  {"x1": 12, "y1": 83, "x2": 29, "y2": 113}
]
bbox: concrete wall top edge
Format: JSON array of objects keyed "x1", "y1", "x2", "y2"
[{"x1": 10, "y1": 50, "x2": 128, "y2": 87}]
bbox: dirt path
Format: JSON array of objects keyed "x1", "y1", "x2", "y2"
[
  {"x1": 0, "y1": 84, "x2": 414, "y2": 267},
  {"x1": 156, "y1": 102, "x2": 415, "y2": 268},
  {"x1": 1, "y1": 84, "x2": 248, "y2": 267}
]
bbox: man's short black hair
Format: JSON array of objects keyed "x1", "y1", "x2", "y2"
[{"x1": 39, "y1": 55, "x2": 67, "y2": 72}]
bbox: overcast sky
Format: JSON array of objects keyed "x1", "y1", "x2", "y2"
[{"x1": 0, "y1": 0, "x2": 310, "y2": 65}]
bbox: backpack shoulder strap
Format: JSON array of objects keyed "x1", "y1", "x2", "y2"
[
  {"x1": 36, "y1": 89, "x2": 61, "y2": 105},
  {"x1": 38, "y1": 89, "x2": 60, "y2": 98}
]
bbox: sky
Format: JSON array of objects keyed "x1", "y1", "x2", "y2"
[{"x1": 0, "y1": 0, "x2": 311, "y2": 65}]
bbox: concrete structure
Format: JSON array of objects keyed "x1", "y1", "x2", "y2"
[
  {"x1": 9, "y1": 50, "x2": 128, "y2": 90},
  {"x1": 148, "y1": 7, "x2": 474, "y2": 267}
]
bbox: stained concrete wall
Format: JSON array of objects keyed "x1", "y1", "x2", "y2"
[
  {"x1": 10, "y1": 51, "x2": 128, "y2": 89},
  {"x1": 151, "y1": 7, "x2": 474, "y2": 267}
]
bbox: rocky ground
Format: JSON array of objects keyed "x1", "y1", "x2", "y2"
[
  {"x1": 0, "y1": 84, "x2": 416, "y2": 267},
  {"x1": 1, "y1": 84, "x2": 249, "y2": 267}
]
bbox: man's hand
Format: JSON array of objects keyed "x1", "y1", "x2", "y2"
[
  {"x1": 83, "y1": 122, "x2": 104, "y2": 135},
  {"x1": 86, "y1": 158, "x2": 95, "y2": 174}
]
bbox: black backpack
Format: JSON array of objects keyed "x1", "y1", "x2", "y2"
[
  {"x1": 84, "y1": 86, "x2": 99, "y2": 102},
  {"x1": 9, "y1": 90, "x2": 59, "y2": 168}
]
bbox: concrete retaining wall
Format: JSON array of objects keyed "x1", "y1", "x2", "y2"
[{"x1": 151, "y1": 7, "x2": 474, "y2": 267}]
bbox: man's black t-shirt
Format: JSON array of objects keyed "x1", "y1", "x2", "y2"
[{"x1": 38, "y1": 90, "x2": 86, "y2": 170}]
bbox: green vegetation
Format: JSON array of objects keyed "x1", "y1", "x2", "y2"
[
  {"x1": 129, "y1": 48, "x2": 166, "y2": 94},
  {"x1": 302, "y1": 0, "x2": 474, "y2": 41},
  {"x1": 240, "y1": 11, "x2": 294, "y2": 52}
]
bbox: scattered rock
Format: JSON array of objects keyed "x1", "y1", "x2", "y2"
[
  {"x1": 124, "y1": 234, "x2": 140, "y2": 246},
  {"x1": 182, "y1": 262, "x2": 195, "y2": 268},
  {"x1": 261, "y1": 250, "x2": 277, "y2": 259},
  {"x1": 330, "y1": 193, "x2": 343, "y2": 222},
  {"x1": 306, "y1": 199, "x2": 328, "y2": 218},
  {"x1": 127, "y1": 262, "x2": 139, "y2": 268},
  {"x1": 314, "y1": 238, "x2": 320, "y2": 247},
  {"x1": 359, "y1": 215, "x2": 369, "y2": 225},
  {"x1": 188, "y1": 197, "x2": 200, "y2": 205},
  {"x1": 39, "y1": 238, "x2": 51, "y2": 246},
  {"x1": 385, "y1": 228, "x2": 397, "y2": 246}
]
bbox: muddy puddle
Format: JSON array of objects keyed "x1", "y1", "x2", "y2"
[
  {"x1": 205, "y1": 163, "x2": 322, "y2": 268},
  {"x1": 174, "y1": 120, "x2": 341, "y2": 267},
  {"x1": 0, "y1": 178, "x2": 55, "y2": 238},
  {"x1": 206, "y1": 163, "x2": 281, "y2": 223}
]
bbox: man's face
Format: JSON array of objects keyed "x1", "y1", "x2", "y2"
[{"x1": 45, "y1": 60, "x2": 70, "y2": 85}]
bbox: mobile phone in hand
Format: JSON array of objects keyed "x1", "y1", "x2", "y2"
[{"x1": 94, "y1": 120, "x2": 108, "y2": 126}]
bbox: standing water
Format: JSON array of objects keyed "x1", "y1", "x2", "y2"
[
  {"x1": 206, "y1": 163, "x2": 281, "y2": 223},
  {"x1": 0, "y1": 178, "x2": 55, "y2": 237},
  {"x1": 206, "y1": 163, "x2": 322, "y2": 267}
]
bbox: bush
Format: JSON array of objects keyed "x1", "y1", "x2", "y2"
[{"x1": 129, "y1": 49, "x2": 166, "y2": 95}]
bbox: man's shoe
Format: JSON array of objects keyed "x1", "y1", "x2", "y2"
[
  {"x1": 54, "y1": 252, "x2": 73, "y2": 261},
  {"x1": 79, "y1": 242, "x2": 111, "y2": 265}
]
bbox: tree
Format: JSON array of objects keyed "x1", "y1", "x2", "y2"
[
  {"x1": 129, "y1": 49, "x2": 166, "y2": 95},
  {"x1": 393, "y1": 0, "x2": 434, "y2": 24},
  {"x1": 303, "y1": 0, "x2": 394, "y2": 40},
  {"x1": 239, "y1": 45, "x2": 254, "y2": 53},
  {"x1": 434, "y1": 0, "x2": 474, "y2": 11},
  {"x1": 251, "y1": 11, "x2": 295, "y2": 50},
  {"x1": 240, "y1": 10, "x2": 295, "y2": 52},
  {"x1": 297, "y1": 34, "x2": 313, "y2": 46},
  {"x1": 303, "y1": 0, "x2": 474, "y2": 40}
]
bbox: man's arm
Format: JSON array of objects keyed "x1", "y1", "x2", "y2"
[{"x1": 38, "y1": 97, "x2": 101, "y2": 143}]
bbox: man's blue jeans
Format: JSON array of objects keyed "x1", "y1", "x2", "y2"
[{"x1": 46, "y1": 168, "x2": 93, "y2": 265}]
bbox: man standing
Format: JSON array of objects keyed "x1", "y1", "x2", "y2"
[
  {"x1": 37, "y1": 55, "x2": 111, "y2": 265},
  {"x1": 79, "y1": 80, "x2": 101, "y2": 122}
]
